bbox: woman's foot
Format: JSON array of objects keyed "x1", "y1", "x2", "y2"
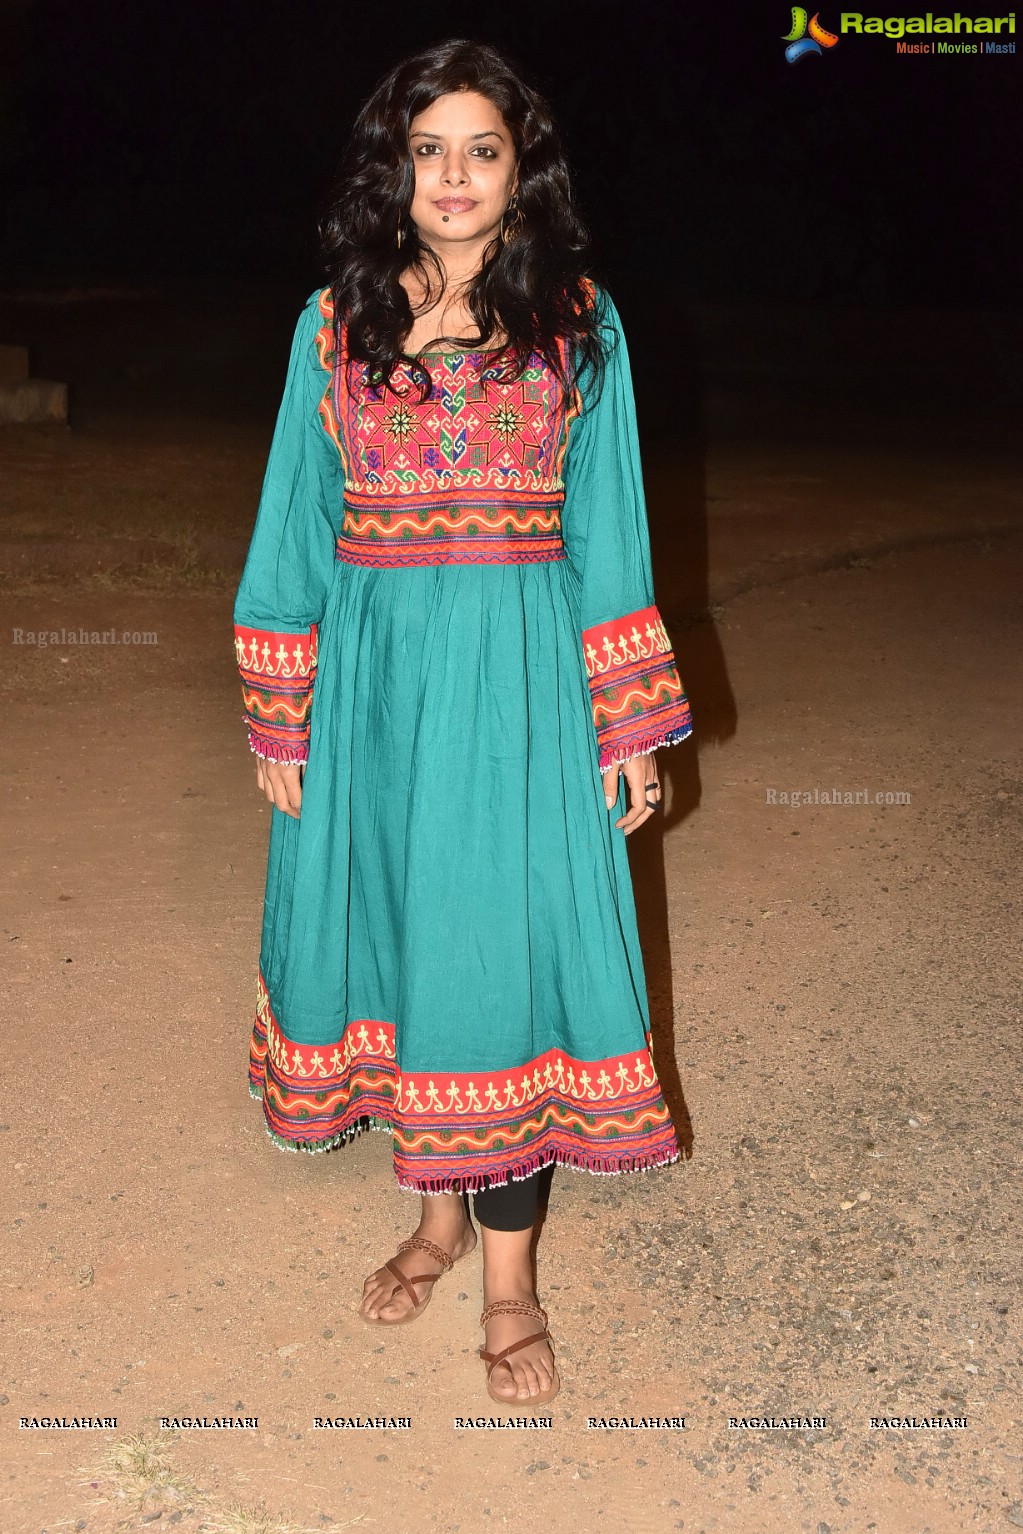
[
  {"x1": 478, "y1": 1220, "x2": 557, "y2": 1402},
  {"x1": 360, "y1": 1193, "x2": 477, "y2": 1322},
  {"x1": 479, "y1": 1286, "x2": 558, "y2": 1402}
]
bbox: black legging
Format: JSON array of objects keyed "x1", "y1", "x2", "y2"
[{"x1": 471, "y1": 1169, "x2": 543, "y2": 1231}]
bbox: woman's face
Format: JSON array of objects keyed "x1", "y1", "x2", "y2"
[{"x1": 408, "y1": 89, "x2": 518, "y2": 253}]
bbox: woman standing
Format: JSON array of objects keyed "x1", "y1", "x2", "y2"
[{"x1": 234, "y1": 38, "x2": 693, "y2": 1407}]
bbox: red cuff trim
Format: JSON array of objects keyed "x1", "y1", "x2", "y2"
[
  {"x1": 245, "y1": 726, "x2": 309, "y2": 765},
  {"x1": 234, "y1": 625, "x2": 318, "y2": 679},
  {"x1": 582, "y1": 604, "x2": 693, "y2": 769},
  {"x1": 235, "y1": 624, "x2": 318, "y2": 751}
]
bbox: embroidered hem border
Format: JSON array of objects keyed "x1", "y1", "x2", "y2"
[
  {"x1": 582, "y1": 603, "x2": 693, "y2": 769},
  {"x1": 247, "y1": 971, "x2": 681, "y2": 1192}
]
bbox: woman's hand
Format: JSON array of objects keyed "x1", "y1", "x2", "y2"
[
  {"x1": 254, "y1": 757, "x2": 304, "y2": 819},
  {"x1": 602, "y1": 752, "x2": 661, "y2": 834}
]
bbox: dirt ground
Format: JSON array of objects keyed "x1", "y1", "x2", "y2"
[{"x1": 1, "y1": 286, "x2": 1021, "y2": 1534}]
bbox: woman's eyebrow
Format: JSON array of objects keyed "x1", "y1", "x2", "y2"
[{"x1": 409, "y1": 129, "x2": 505, "y2": 141}]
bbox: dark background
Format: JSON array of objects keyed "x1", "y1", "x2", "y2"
[{"x1": 2, "y1": 0, "x2": 1019, "y2": 308}]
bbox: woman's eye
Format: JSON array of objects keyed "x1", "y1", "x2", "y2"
[{"x1": 412, "y1": 144, "x2": 497, "y2": 158}]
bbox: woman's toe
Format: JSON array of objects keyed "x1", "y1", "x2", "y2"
[
  {"x1": 361, "y1": 1280, "x2": 387, "y2": 1316},
  {"x1": 524, "y1": 1351, "x2": 553, "y2": 1396},
  {"x1": 493, "y1": 1366, "x2": 518, "y2": 1400}
]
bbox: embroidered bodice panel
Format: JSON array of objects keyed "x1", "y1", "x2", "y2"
[{"x1": 313, "y1": 289, "x2": 578, "y2": 567}]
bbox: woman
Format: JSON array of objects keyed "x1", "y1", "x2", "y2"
[{"x1": 233, "y1": 38, "x2": 693, "y2": 1407}]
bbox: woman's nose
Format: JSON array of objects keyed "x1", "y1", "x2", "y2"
[{"x1": 441, "y1": 156, "x2": 470, "y2": 186}]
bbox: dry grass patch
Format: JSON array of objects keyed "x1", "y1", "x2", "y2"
[{"x1": 78, "y1": 1430, "x2": 364, "y2": 1534}]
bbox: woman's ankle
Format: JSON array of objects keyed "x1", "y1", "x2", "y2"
[{"x1": 416, "y1": 1192, "x2": 469, "y2": 1228}]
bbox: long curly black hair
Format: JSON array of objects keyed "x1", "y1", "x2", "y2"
[{"x1": 318, "y1": 37, "x2": 608, "y2": 401}]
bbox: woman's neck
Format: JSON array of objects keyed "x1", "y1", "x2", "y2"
[
  {"x1": 416, "y1": 233, "x2": 492, "y2": 286},
  {"x1": 399, "y1": 262, "x2": 502, "y2": 354}
]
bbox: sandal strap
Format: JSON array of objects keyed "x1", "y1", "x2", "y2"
[
  {"x1": 381, "y1": 1258, "x2": 435, "y2": 1311},
  {"x1": 479, "y1": 1299, "x2": 548, "y2": 1329},
  {"x1": 479, "y1": 1331, "x2": 550, "y2": 1376},
  {"x1": 396, "y1": 1235, "x2": 455, "y2": 1272}
]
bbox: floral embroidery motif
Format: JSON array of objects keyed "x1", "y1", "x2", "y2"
[
  {"x1": 248, "y1": 970, "x2": 680, "y2": 1191},
  {"x1": 234, "y1": 624, "x2": 318, "y2": 762},
  {"x1": 382, "y1": 402, "x2": 415, "y2": 445},
  {"x1": 582, "y1": 604, "x2": 693, "y2": 770},
  {"x1": 488, "y1": 401, "x2": 525, "y2": 443}
]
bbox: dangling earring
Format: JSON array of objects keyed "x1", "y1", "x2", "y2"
[
  {"x1": 396, "y1": 216, "x2": 404, "y2": 251},
  {"x1": 500, "y1": 196, "x2": 523, "y2": 245}
]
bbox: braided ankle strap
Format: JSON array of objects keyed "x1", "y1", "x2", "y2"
[
  {"x1": 396, "y1": 1235, "x2": 455, "y2": 1272},
  {"x1": 479, "y1": 1298, "x2": 549, "y2": 1330}
]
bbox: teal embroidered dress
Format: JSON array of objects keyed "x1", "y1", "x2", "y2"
[{"x1": 234, "y1": 282, "x2": 693, "y2": 1193}]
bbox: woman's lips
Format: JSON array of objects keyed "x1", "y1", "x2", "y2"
[{"x1": 434, "y1": 198, "x2": 479, "y2": 213}]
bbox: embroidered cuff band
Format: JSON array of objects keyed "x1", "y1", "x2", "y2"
[
  {"x1": 234, "y1": 624, "x2": 319, "y2": 763},
  {"x1": 582, "y1": 603, "x2": 693, "y2": 770}
]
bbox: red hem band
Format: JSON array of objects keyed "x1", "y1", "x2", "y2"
[{"x1": 247, "y1": 971, "x2": 681, "y2": 1190}]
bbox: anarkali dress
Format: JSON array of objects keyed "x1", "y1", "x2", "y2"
[{"x1": 233, "y1": 280, "x2": 694, "y2": 1194}]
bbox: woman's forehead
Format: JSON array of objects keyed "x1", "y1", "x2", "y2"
[{"x1": 409, "y1": 90, "x2": 509, "y2": 139}]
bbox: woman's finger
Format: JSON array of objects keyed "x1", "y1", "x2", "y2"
[
  {"x1": 617, "y1": 801, "x2": 654, "y2": 834},
  {"x1": 614, "y1": 757, "x2": 645, "y2": 831},
  {"x1": 256, "y1": 758, "x2": 280, "y2": 810},
  {"x1": 258, "y1": 760, "x2": 303, "y2": 819},
  {"x1": 602, "y1": 763, "x2": 621, "y2": 809},
  {"x1": 284, "y1": 764, "x2": 304, "y2": 816},
  {"x1": 275, "y1": 765, "x2": 302, "y2": 818},
  {"x1": 614, "y1": 754, "x2": 660, "y2": 835}
]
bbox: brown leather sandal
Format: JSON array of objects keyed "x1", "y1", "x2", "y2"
[
  {"x1": 478, "y1": 1299, "x2": 561, "y2": 1405},
  {"x1": 359, "y1": 1235, "x2": 463, "y2": 1326}
]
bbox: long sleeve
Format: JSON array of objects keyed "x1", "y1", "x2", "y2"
[
  {"x1": 561, "y1": 288, "x2": 693, "y2": 770},
  {"x1": 232, "y1": 289, "x2": 341, "y2": 762}
]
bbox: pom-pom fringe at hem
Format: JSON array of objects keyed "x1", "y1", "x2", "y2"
[
  {"x1": 248, "y1": 1084, "x2": 681, "y2": 1191},
  {"x1": 244, "y1": 729, "x2": 310, "y2": 765},
  {"x1": 598, "y1": 720, "x2": 694, "y2": 772}
]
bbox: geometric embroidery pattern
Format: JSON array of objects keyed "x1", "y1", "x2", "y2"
[{"x1": 314, "y1": 287, "x2": 580, "y2": 569}]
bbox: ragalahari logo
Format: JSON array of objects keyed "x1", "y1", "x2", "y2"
[{"x1": 783, "y1": 8, "x2": 840, "y2": 61}]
